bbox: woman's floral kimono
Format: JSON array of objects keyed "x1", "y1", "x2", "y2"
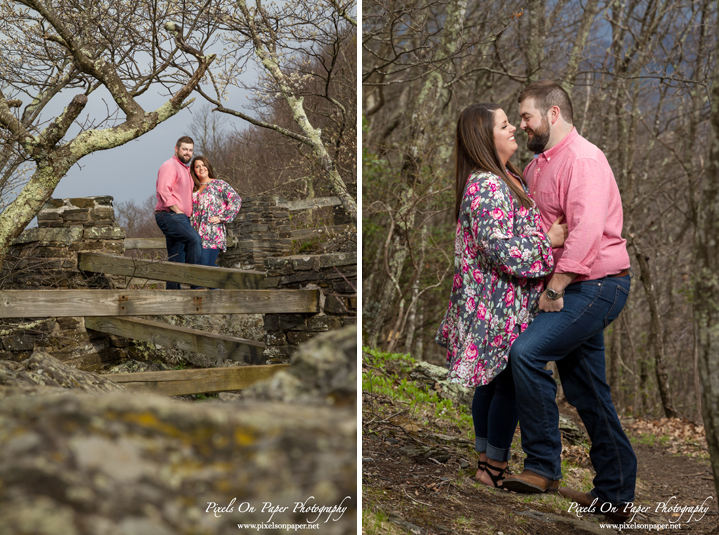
[
  {"x1": 191, "y1": 180, "x2": 242, "y2": 251},
  {"x1": 436, "y1": 171, "x2": 555, "y2": 387}
]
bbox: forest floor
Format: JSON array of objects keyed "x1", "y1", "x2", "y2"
[{"x1": 362, "y1": 350, "x2": 718, "y2": 535}]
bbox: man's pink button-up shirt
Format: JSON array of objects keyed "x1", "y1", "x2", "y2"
[
  {"x1": 524, "y1": 128, "x2": 629, "y2": 282},
  {"x1": 155, "y1": 155, "x2": 193, "y2": 216}
]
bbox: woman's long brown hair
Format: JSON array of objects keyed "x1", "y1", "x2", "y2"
[
  {"x1": 454, "y1": 103, "x2": 532, "y2": 221},
  {"x1": 189, "y1": 155, "x2": 217, "y2": 192}
]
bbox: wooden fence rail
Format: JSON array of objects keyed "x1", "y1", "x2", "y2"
[
  {"x1": 109, "y1": 364, "x2": 289, "y2": 396},
  {"x1": 86, "y1": 316, "x2": 266, "y2": 364},
  {"x1": 79, "y1": 253, "x2": 264, "y2": 289},
  {"x1": 125, "y1": 237, "x2": 236, "y2": 249},
  {"x1": 278, "y1": 196, "x2": 341, "y2": 211},
  {"x1": 0, "y1": 289, "x2": 319, "y2": 317}
]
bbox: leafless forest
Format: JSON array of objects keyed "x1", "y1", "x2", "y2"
[{"x1": 362, "y1": 0, "x2": 717, "y2": 428}]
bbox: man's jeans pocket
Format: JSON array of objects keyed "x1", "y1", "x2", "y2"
[{"x1": 603, "y1": 279, "x2": 630, "y2": 327}]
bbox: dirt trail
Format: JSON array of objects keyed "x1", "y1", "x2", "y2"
[{"x1": 363, "y1": 395, "x2": 719, "y2": 534}]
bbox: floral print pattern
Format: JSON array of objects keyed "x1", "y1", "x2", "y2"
[
  {"x1": 436, "y1": 171, "x2": 555, "y2": 387},
  {"x1": 191, "y1": 180, "x2": 242, "y2": 251}
]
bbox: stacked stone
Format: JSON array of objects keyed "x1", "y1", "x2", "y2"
[
  {"x1": 261, "y1": 252, "x2": 357, "y2": 362},
  {"x1": 3, "y1": 197, "x2": 125, "y2": 289},
  {"x1": 37, "y1": 196, "x2": 116, "y2": 228},
  {"x1": 220, "y1": 196, "x2": 292, "y2": 270},
  {"x1": 0, "y1": 197, "x2": 129, "y2": 369}
]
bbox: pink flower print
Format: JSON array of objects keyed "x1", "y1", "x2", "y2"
[
  {"x1": 509, "y1": 246, "x2": 522, "y2": 258},
  {"x1": 509, "y1": 333, "x2": 519, "y2": 345},
  {"x1": 504, "y1": 316, "x2": 516, "y2": 334},
  {"x1": 471, "y1": 196, "x2": 482, "y2": 210},
  {"x1": 472, "y1": 269, "x2": 483, "y2": 284},
  {"x1": 492, "y1": 208, "x2": 505, "y2": 220},
  {"x1": 519, "y1": 206, "x2": 528, "y2": 217},
  {"x1": 464, "y1": 343, "x2": 479, "y2": 361},
  {"x1": 530, "y1": 261, "x2": 542, "y2": 272},
  {"x1": 476, "y1": 302, "x2": 487, "y2": 320},
  {"x1": 442, "y1": 324, "x2": 449, "y2": 337},
  {"x1": 491, "y1": 335, "x2": 503, "y2": 348},
  {"x1": 462, "y1": 259, "x2": 469, "y2": 273},
  {"x1": 467, "y1": 297, "x2": 476, "y2": 313},
  {"x1": 453, "y1": 273, "x2": 463, "y2": 290},
  {"x1": 504, "y1": 286, "x2": 515, "y2": 306},
  {"x1": 468, "y1": 182, "x2": 479, "y2": 195}
]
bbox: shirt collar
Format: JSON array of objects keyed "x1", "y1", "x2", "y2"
[
  {"x1": 539, "y1": 127, "x2": 577, "y2": 160},
  {"x1": 172, "y1": 155, "x2": 190, "y2": 168}
]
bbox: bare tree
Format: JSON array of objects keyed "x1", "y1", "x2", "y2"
[
  {"x1": 0, "y1": 0, "x2": 218, "y2": 256},
  {"x1": 193, "y1": 0, "x2": 357, "y2": 221}
]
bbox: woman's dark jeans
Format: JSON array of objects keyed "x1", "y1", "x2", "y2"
[
  {"x1": 200, "y1": 247, "x2": 219, "y2": 267},
  {"x1": 472, "y1": 363, "x2": 518, "y2": 462}
]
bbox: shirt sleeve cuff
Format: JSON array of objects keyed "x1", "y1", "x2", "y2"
[{"x1": 555, "y1": 259, "x2": 591, "y2": 277}]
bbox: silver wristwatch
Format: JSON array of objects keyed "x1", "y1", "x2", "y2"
[{"x1": 546, "y1": 288, "x2": 565, "y2": 300}]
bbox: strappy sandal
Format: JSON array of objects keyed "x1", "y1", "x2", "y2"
[
  {"x1": 474, "y1": 460, "x2": 487, "y2": 480},
  {"x1": 483, "y1": 464, "x2": 510, "y2": 488}
]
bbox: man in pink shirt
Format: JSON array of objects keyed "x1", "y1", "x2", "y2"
[
  {"x1": 501, "y1": 81, "x2": 636, "y2": 523},
  {"x1": 154, "y1": 136, "x2": 202, "y2": 289}
]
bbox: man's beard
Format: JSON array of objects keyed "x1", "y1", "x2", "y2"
[
  {"x1": 526, "y1": 117, "x2": 550, "y2": 153},
  {"x1": 176, "y1": 153, "x2": 191, "y2": 164}
]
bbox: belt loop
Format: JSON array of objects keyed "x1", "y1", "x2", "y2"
[{"x1": 628, "y1": 267, "x2": 635, "y2": 280}]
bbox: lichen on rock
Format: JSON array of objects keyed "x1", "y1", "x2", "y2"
[{"x1": 0, "y1": 327, "x2": 357, "y2": 534}]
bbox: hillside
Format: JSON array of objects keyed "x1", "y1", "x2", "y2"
[{"x1": 362, "y1": 350, "x2": 718, "y2": 535}]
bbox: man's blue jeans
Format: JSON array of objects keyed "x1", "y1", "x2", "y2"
[
  {"x1": 510, "y1": 275, "x2": 636, "y2": 505},
  {"x1": 154, "y1": 212, "x2": 202, "y2": 290}
]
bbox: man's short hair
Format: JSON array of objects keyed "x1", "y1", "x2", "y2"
[
  {"x1": 176, "y1": 136, "x2": 194, "y2": 148},
  {"x1": 518, "y1": 81, "x2": 573, "y2": 124}
]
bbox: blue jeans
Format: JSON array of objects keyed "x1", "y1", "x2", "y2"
[
  {"x1": 473, "y1": 364, "x2": 518, "y2": 462},
  {"x1": 200, "y1": 247, "x2": 219, "y2": 267},
  {"x1": 154, "y1": 212, "x2": 202, "y2": 290},
  {"x1": 190, "y1": 247, "x2": 220, "y2": 290},
  {"x1": 510, "y1": 275, "x2": 635, "y2": 505}
]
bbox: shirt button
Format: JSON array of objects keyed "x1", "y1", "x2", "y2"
[{"x1": 547, "y1": 157, "x2": 551, "y2": 161}]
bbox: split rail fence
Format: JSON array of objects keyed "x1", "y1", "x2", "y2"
[{"x1": 2, "y1": 252, "x2": 320, "y2": 396}]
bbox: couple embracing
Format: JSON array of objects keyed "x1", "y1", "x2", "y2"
[
  {"x1": 437, "y1": 81, "x2": 635, "y2": 523},
  {"x1": 154, "y1": 136, "x2": 242, "y2": 289}
]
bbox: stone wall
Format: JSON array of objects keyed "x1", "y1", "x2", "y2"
[
  {"x1": 220, "y1": 196, "x2": 292, "y2": 270},
  {"x1": 261, "y1": 252, "x2": 357, "y2": 362},
  {"x1": 0, "y1": 196, "x2": 357, "y2": 368},
  {"x1": 0, "y1": 197, "x2": 128, "y2": 369}
]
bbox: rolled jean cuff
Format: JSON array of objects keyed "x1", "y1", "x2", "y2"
[{"x1": 475, "y1": 438, "x2": 511, "y2": 462}]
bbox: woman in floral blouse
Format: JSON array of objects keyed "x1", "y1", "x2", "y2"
[
  {"x1": 436, "y1": 103, "x2": 568, "y2": 488},
  {"x1": 189, "y1": 156, "x2": 242, "y2": 268}
]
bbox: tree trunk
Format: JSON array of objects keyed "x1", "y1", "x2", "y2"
[
  {"x1": 630, "y1": 235, "x2": 680, "y2": 418},
  {"x1": 695, "y1": 35, "x2": 719, "y2": 498}
]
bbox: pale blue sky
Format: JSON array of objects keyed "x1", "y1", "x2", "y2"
[{"x1": 52, "y1": 85, "x2": 251, "y2": 207}]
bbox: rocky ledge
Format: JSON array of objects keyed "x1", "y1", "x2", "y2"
[{"x1": 0, "y1": 327, "x2": 357, "y2": 534}]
